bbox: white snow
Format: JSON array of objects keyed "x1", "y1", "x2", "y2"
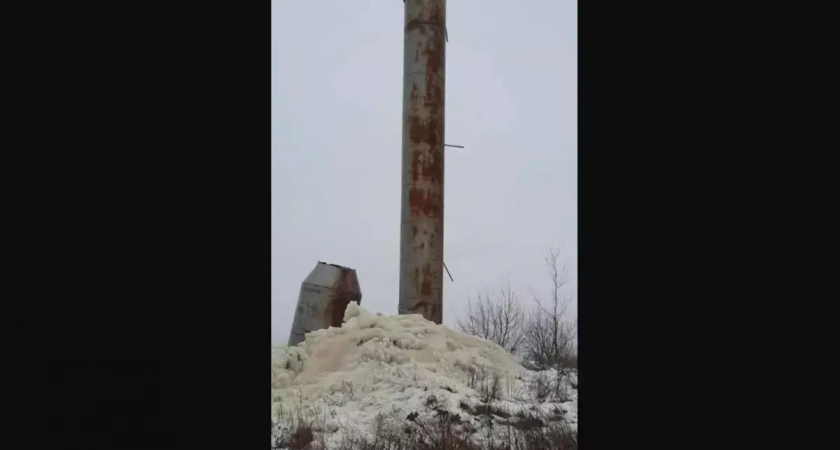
[{"x1": 271, "y1": 302, "x2": 577, "y2": 447}]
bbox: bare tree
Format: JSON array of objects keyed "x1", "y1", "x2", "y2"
[
  {"x1": 455, "y1": 248, "x2": 577, "y2": 368},
  {"x1": 523, "y1": 248, "x2": 578, "y2": 369},
  {"x1": 456, "y1": 277, "x2": 526, "y2": 354}
]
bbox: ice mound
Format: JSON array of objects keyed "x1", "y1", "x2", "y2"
[
  {"x1": 272, "y1": 302, "x2": 522, "y2": 393},
  {"x1": 271, "y1": 302, "x2": 577, "y2": 445}
]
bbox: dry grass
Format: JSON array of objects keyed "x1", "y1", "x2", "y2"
[
  {"x1": 271, "y1": 400, "x2": 327, "y2": 450},
  {"x1": 465, "y1": 366, "x2": 503, "y2": 403},
  {"x1": 324, "y1": 392, "x2": 577, "y2": 450}
]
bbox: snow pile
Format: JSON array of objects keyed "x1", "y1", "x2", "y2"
[{"x1": 271, "y1": 302, "x2": 577, "y2": 447}]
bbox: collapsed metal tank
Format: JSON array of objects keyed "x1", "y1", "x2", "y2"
[{"x1": 287, "y1": 261, "x2": 362, "y2": 346}]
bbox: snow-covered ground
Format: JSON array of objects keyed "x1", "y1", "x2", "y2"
[{"x1": 271, "y1": 302, "x2": 577, "y2": 449}]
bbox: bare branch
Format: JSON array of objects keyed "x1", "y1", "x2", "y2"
[
  {"x1": 455, "y1": 277, "x2": 526, "y2": 354},
  {"x1": 457, "y1": 247, "x2": 576, "y2": 369},
  {"x1": 522, "y1": 247, "x2": 577, "y2": 369}
]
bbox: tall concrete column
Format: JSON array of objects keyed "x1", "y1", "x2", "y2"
[{"x1": 398, "y1": 0, "x2": 446, "y2": 323}]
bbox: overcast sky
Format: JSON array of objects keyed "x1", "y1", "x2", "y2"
[{"x1": 272, "y1": 0, "x2": 577, "y2": 344}]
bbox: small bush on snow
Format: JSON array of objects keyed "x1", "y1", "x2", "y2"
[{"x1": 465, "y1": 366, "x2": 502, "y2": 403}]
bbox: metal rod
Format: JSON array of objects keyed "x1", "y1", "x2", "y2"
[
  {"x1": 444, "y1": 144, "x2": 464, "y2": 148},
  {"x1": 399, "y1": 0, "x2": 447, "y2": 324},
  {"x1": 443, "y1": 262, "x2": 454, "y2": 282}
]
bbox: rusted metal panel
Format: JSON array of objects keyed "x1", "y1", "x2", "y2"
[
  {"x1": 287, "y1": 261, "x2": 362, "y2": 346},
  {"x1": 399, "y1": 0, "x2": 446, "y2": 324}
]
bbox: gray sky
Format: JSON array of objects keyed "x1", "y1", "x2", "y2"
[{"x1": 272, "y1": 0, "x2": 577, "y2": 344}]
